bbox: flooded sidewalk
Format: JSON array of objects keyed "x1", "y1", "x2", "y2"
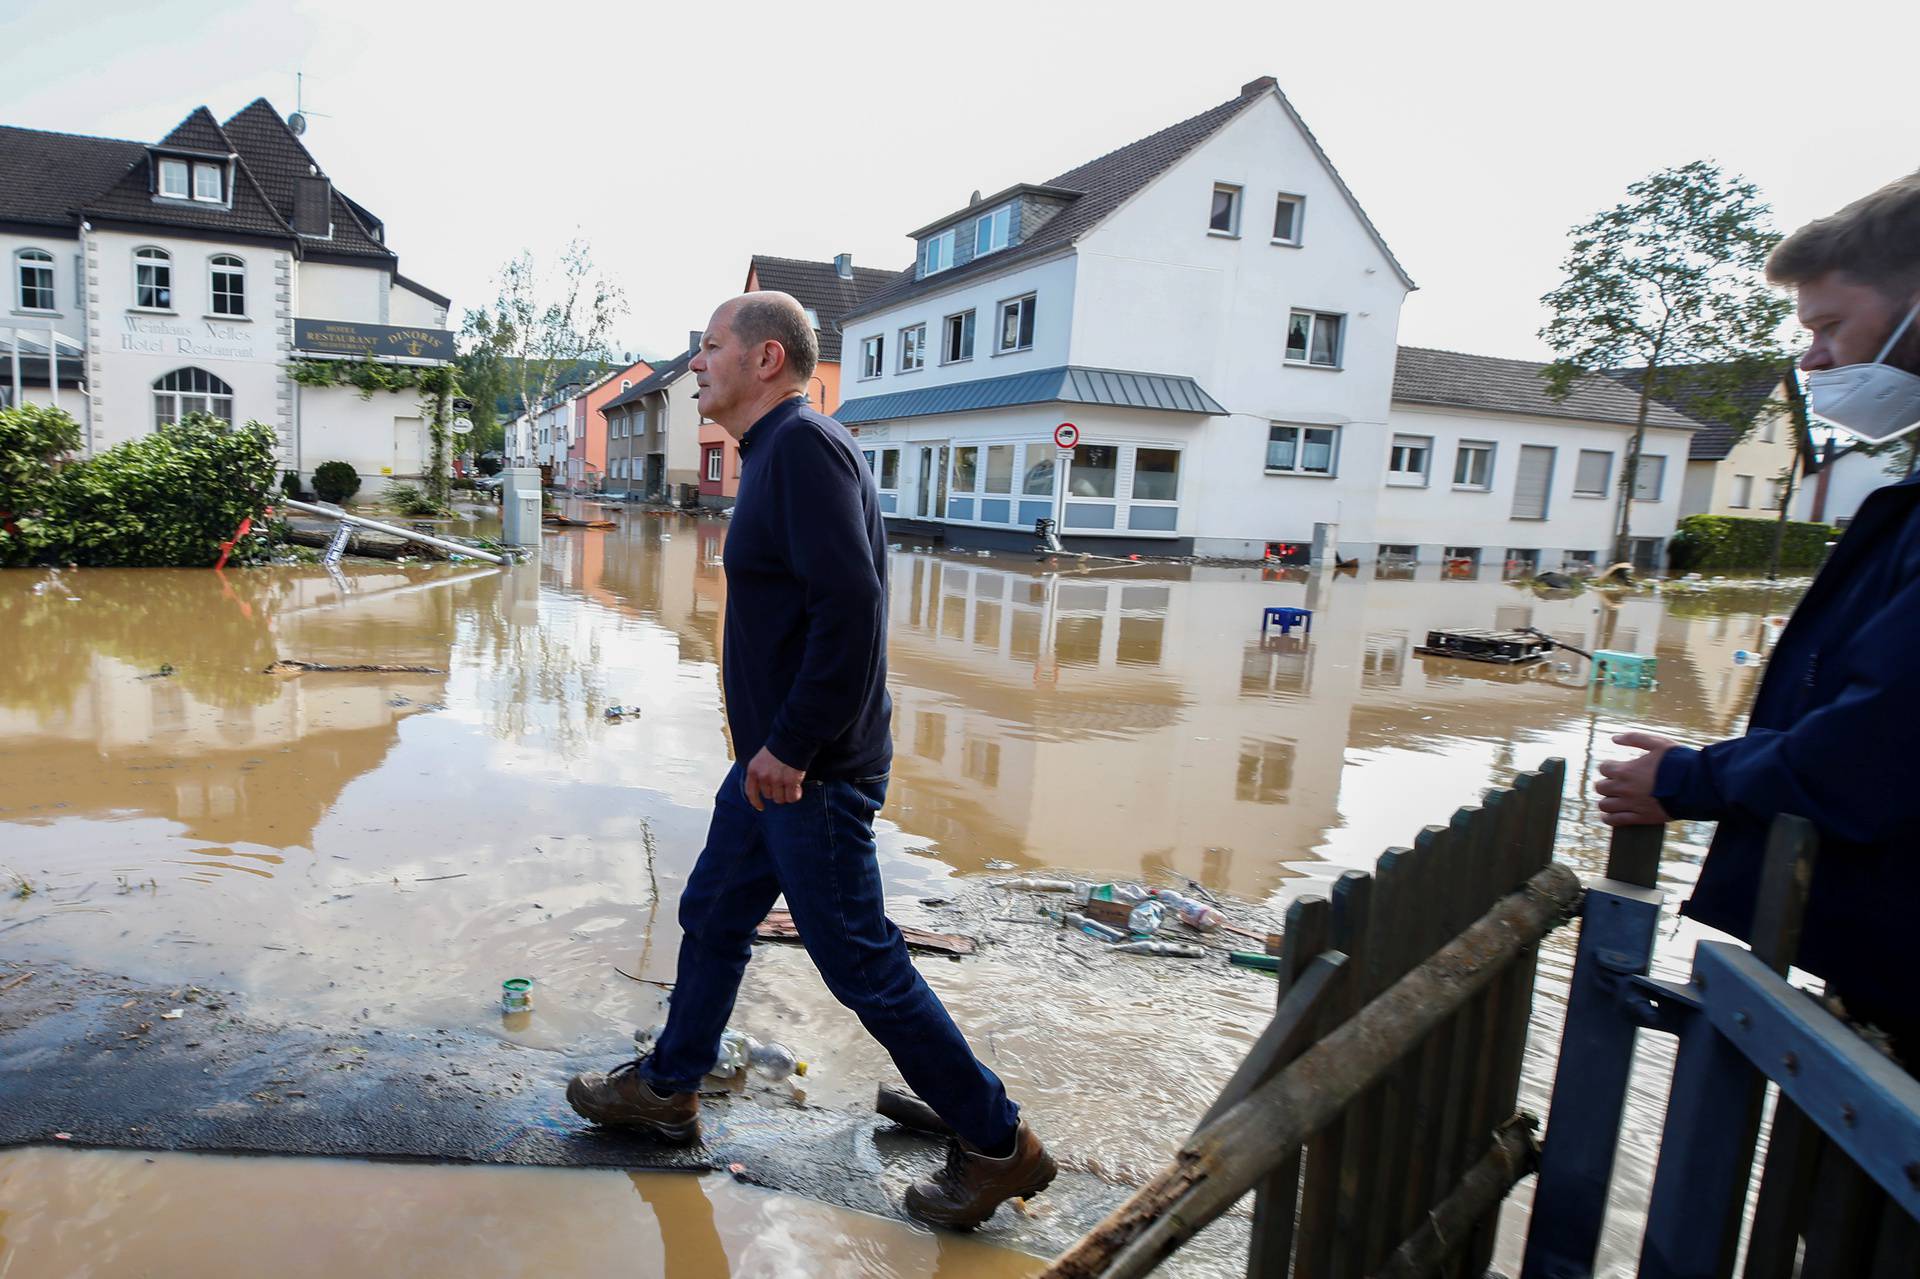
[{"x1": 0, "y1": 508, "x2": 1804, "y2": 1275}]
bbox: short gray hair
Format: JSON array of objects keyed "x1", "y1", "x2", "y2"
[{"x1": 730, "y1": 293, "x2": 818, "y2": 385}]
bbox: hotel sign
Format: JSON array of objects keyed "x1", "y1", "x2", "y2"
[{"x1": 294, "y1": 319, "x2": 455, "y2": 361}]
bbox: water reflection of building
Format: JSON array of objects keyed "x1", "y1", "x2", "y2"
[{"x1": 0, "y1": 566, "x2": 475, "y2": 848}]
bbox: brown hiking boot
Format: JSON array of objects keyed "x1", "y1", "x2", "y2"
[
  {"x1": 565, "y1": 1059, "x2": 701, "y2": 1144},
  {"x1": 904, "y1": 1120, "x2": 1057, "y2": 1230}
]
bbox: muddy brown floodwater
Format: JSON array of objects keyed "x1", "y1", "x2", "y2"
[{"x1": 0, "y1": 502, "x2": 1805, "y2": 1277}]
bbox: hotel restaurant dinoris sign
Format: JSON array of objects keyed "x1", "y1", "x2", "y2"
[{"x1": 294, "y1": 319, "x2": 455, "y2": 361}]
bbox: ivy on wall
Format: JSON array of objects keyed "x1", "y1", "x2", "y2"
[{"x1": 286, "y1": 359, "x2": 459, "y2": 506}]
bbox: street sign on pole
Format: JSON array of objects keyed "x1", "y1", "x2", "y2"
[{"x1": 1053, "y1": 422, "x2": 1080, "y2": 450}]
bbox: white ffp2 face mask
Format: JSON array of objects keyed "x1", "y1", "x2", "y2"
[{"x1": 1805, "y1": 303, "x2": 1920, "y2": 443}]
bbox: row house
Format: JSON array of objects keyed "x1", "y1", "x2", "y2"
[
  {"x1": 1379, "y1": 348, "x2": 1698, "y2": 572},
  {"x1": 602, "y1": 339, "x2": 700, "y2": 501},
  {"x1": 833, "y1": 76, "x2": 1416, "y2": 560},
  {"x1": 1, "y1": 102, "x2": 452, "y2": 484}
]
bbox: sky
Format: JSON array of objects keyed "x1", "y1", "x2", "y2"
[{"x1": 6, "y1": 0, "x2": 1917, "y2": 363}]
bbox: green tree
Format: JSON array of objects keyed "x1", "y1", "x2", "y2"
[
  {"x1": 0, "y1": 403, "x2": 82, "y2": 566},
  {"x1": 469, "y1": 238, "x2": 627, "y2": 468},
  {"x1": 455, "y1": 311, "x2": 513, "y2": 457},
  {"x1": 1540, "y1": 161, "x2": 1792, "y2": 563}
]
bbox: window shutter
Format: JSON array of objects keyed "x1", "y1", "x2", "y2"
[{"x1": 1511, "y1": 446, "x2": 1554, "y2": 519}]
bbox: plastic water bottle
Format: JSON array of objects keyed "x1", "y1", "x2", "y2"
[
  {"x1": 745, "y1": 1038, "x2": 808, "y2": 1080},
  {"x1": 715, "y1": 1029, "x2": 749, "y2": 1077},
  {"x1": 990, "y1": 877, "x2": 1078, "y2": 892},
  {"x1": 1126, "y1": 899, "x2": 1167, "y2": 938},
  {"x1": 1109, "y1": 940, "x2": 1206, "y2": 958},
  {"x1": 1041, "y1": 907, "x2": 1124, "y2": 942},
  {"x1": 1149, "y1": 887, "x2": 1226, "y2": 932}
]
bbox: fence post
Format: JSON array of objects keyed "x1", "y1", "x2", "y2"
[{"x1": 1520, "y1": 824, "x2": 1667, "y2": 1279}]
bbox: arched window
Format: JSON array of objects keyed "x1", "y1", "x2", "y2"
[
  {"x1": 208, "y1": 254, "x2": 245, "y2": 317},
  {"x1": 135, "y1": 247, "x2": 172, "y2": 310},
  {"x1": 153, "y1": 367, "x2": 234, "y2": 428},
  {"x1": 15, "y1": 249, "x2": 54, "y2": 312}
]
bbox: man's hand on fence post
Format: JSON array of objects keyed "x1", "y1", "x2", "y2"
[{"x1": 1595, "y1": 731, "x2": 1677, "y2": 826}]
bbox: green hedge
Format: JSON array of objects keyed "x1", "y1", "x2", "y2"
[{"x1": 1668, "y1": 514, "x2": 1836, "y2": 572}]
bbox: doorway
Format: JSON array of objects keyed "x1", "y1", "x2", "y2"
[{"x1": 914, "y1": 445, "x2": 949, "y2": 519}]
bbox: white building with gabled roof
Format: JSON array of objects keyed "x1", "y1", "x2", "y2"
[{"x1": 834, "y1": 75, "x2": 1416, "y2": 559}]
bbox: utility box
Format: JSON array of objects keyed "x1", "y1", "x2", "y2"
[
  {"x1": 501, "y1": 467, "x2": 543, "y2": 548},
  {"x1": 1310, "y1": 521, "x2": 1340, "y2": 565},
  {"x1": 1591, "y1": 650, "x2": 1658, "y2": 689}
]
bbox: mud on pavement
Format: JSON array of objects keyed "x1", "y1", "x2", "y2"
[{"x1": 0, "y1": 959, "x2": 1250, "y2": 1275}]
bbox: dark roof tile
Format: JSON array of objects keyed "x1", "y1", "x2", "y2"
[
  {"x1": 747, "y1": 255, "x2": 898, "y2": 362},
  {"x1": 81, "y1": 107, "x2": 295, "y2": 242},
  {"x1": 0, "y1": 125, "x2": 144, "y2": 229},
  {"x1": 1603, "y1": 362, "x2": 1786, "y2": 459},
  {"x1": 604, "y1": 346, "x2": 697, "y2": 410},
  {"x1": 221, "y1": 100, "x2": 392, "y2": 261},
  {"x1": 1392, "y1": 346, "x2": 1701, "y2": 431}
]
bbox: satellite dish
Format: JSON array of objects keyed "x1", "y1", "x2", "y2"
[
  {"x1": 451, "y1": 417, "x2": 474, "y2": 435},
  {"x1": 288, "y1": 112, "x2": 307, "y2": 136}
]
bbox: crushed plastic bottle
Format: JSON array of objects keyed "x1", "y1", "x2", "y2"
[
  {"x1": 1040, "y1": 906, "x2": 1124, "y2": 942},
  {"x1": 1149, "y1": 887, "x2": 1226, "y2": 932},
  {"x1": 1076, "y1": 881, "x2": 1150, "y2": 906},
  {"x1": 745, "y1": 1038, "x2": 808, "y2": 1080},
  {"x1": 1126, "y1": 899, "x2": 1167, "y2": 938},
  {"x1": 990, "y1": 877, "x2": 1078, "y2": 893},
  {"x1": 1109, "y1": 941, "x2": 1206, "y2": 958},
  {"x1": 633, "y1": 1024, "x2": 804, "y2": 1080}
]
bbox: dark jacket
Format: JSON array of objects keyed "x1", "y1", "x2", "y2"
[
  {"x1": 720, "y1": 396, "x2": 892, "y2": 781},
  {"x1": 1656, "y1": 473, "x2": 1920, "y2": 1024}
]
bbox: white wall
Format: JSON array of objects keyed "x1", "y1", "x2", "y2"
[
  {"x1": 1797, "y1": 446, "x2": 1908, "y2": 526},
  {"x1": 839, "y1": 255, "x2": 1079, "y2": 395},
  {"x1": 663, "y1": 376, "x2": 702, "y2": 485},
  {"x1": 387, "y1": 282, "x2": 447, "y2": 329},
  {"x1": 1375, "y1": 405, "x2": 1691, "y2": 560},
  {"x1": 296, "y1": 383, "x2": 427, "y2": 483},
  {"x1": 297, "y1": 262, "x2": 386, "y2": 324},
  {"x1": 85, "y1": 229, "x2": 293, "y2": 457}
]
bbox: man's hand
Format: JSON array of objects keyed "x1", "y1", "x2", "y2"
[
  {"x1": 743, "y1": 746, "x2": 806, "y2": 812},
  {"x1": 1595, "y1": 731, "x2": 1678, "y2": 826}
]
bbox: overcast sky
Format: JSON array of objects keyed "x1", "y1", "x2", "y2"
[{"x1": 6, "y1": 0, "x2": 1916, "y2": 362}]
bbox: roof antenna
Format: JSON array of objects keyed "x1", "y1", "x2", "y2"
[{"x1": 287, "y1": 72, "x2": 331, "y2": 136}]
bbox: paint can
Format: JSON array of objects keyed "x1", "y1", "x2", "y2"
[{"x1": 501, "y1": 977, "x2": 534, "y2": 1014}]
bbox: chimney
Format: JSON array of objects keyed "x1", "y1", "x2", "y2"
[
  {"x1": 833, "y1": 253, "x2": 853, "y2": 280},
  {"x1": 1241, "y1": 75, "x2": 1277, "y2": 97},
  {"x1": 689, "y1": 330, "x2": 703, "y2": 353},
  {"x1": 294, "y1": 175, "x2": 332, "y2": 237}
]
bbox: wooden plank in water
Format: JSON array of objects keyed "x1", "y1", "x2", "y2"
[
  {"x1": 754, "y1": 909, "x2": 975, "y2": 957},
  {"x1": 1246, "y1": 894, "x2": 1333, "y2": 1279}
]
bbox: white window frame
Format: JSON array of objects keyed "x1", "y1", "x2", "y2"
[
  {"x1": 920, "y1": 229, "x2": 955, "y2": 277},
  {"x1": 898, "y1": 323, "x2": 926, "y2": 373},
  {"x1": 860, "y1": 334, "x2": 884, "y2": 380},
  {"x1": 942, "y1": 309, "x2": 976, "y2": 364},
  {"x1": 996, "y1": 294, "x2": 1036, "y2": 354},
  {"x1": 1573, "y1": 449, "x2": 1613, "y2": 497},
  {"x1": 1284, "y1": 309, "x2": 1344, "y2": 368},
  {"x1": 1387, "y1": 434, "x2": 1432, "y2": 487},
  {"x1": 1129, "y1": 446, "x2": 1182, "y2": 505},
  {"x1": 208, "y1": 254, "x2": 245, "y2": 317},
  {"x1": 192, "y1": 162, "x2": 223, "y2": 203},
  {"x1": 974, "y1": 204, "x2": 1012, "y2": 257},
  {"x1": 1265, "y1": 423, "x2": 1340, "y2": 477},
  {"x1": 152, "y1": 366, "x2": 233, "y2": 428},
  {"x1": 1209, "y1": 183, "x2": 1242, "y2": 236},
  {"x1": 157, "y1": 158, "x2": 189, "y2": 199},
  {"x1": 15, "y1": 248, "x2": 55, "y2": 312},
  {"x1": 1633, "y1": 454, "x2": 1667, "y2": 502},
  {"x1": 134, "y1": 246, "x2": 173, "y2": 311},
  {"x1": 1272, "y1": 194, "x2": 1305, "y2": 246},
  {"x1": 1452, "y1": 440, "x2": 1495, "y2": 490},
  {"x1": 706, "y1": 447, "x2": 723, "y2": 482}
]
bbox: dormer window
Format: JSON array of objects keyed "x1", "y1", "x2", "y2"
[
  {"x1": 920, "y1": 229, "x2": 955, "y2": 277},
  {"x1": 193, "y1": 163, "x2": 223, "y2": 203},
  {"x1": 158, "y1": 159, "x2": 190, "y2": 199},
  {"x1": 974, "y1": 204, "x2": 1012, "y2": 256}
]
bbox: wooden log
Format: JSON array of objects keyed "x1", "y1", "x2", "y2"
[
  {"x1": 754, "y1": 908, "x2": 975, "y2": 957},
  {"x1": 1041, "y1": 863, "x2": 1583, "y2": 1279},
  {"x1": 1372, "y1": 1115, "x2": 1541, "y2": 1279}
]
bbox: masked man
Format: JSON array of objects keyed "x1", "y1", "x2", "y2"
[{"x1": 1597, "y1": 170, "x2": 1920, "y2": 1056}]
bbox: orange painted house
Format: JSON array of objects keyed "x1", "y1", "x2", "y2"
[
  {"x1": 571, "y1": 357, "x2": 653, "y2": 490},
  {"x1": 696, "y1": 254, "x2": 896, "y2": 507}
]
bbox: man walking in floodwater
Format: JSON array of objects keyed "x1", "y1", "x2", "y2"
[
  {"x1": 1597, "y1": 171, "x2": 1920, "y2": 1060},
  {"x1": 566, "y1": 292, "x2": 1057, "y2": 1227}
]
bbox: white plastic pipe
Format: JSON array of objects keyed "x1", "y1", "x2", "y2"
[{"x1": 279, "y1": 497, "x2": 507, "y2": 565}]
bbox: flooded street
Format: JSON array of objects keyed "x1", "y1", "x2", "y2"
[{"x1": 0, "y1": 505, "x2": 1802, "y2": 1276}]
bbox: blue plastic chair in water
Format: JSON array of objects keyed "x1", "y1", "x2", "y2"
[{"x1": 1262, "y1": 606, "x2": 1313, "y2": 636}]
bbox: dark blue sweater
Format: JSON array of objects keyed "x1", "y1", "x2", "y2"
[
  {"x1": 721, "y1": 397, "x2": 892, "y2": 781},
  {"x1": 1656, "y1": 473, "x2": 1920, "y2": 1026}
]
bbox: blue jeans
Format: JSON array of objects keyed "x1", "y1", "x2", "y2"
[{"x1": 642, "y1": 763, "x2": 1020, "y2": 1152}]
